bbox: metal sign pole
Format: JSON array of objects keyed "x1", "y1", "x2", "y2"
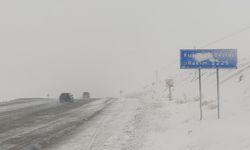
[
  {"x1": 180, "y1": 49, "x2": 237, "y2": 120},
  {"x1": 199, "y1": 68, "x2": 203, "y2": 120},
  {"x1": 216, "y1": 68, "x2": 220, "y2": 119}
]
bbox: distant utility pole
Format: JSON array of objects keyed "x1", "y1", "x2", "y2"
[
  {"x1": 120, "y1": 90, "x2": 123, "y2": 97},
  {"x1": 152, "y1": 82, "x2": 155, "y2": 99},
  {"x1": 155, "y1": 70, "x2": 159, "y2": 84}
]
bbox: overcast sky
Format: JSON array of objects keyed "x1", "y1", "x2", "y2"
[{"x1": 0, "y1": 0, "x2": 250, "y2": 100}]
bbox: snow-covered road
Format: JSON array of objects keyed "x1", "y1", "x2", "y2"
[
  {"x1": 47, "y1": 98, "x2": 143, "y2": 150},
  {"x1": 0, "y1": 98, "x2": 113, "y2": 150}
]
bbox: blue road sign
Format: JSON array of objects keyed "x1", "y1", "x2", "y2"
[{"x1": 180, "y1": 49, "x2": 237, "y2": 69}]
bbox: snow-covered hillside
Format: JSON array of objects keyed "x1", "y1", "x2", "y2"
[{"x1": 129, "y1": 57, "x2": 250, "y2": 150}]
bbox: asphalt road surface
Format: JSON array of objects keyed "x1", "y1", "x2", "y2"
[{"x1": 0, "y1": 98, "x2": 114, "y2": 150}]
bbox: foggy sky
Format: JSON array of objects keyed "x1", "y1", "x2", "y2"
[{"x1": 0, "y1": 0, "x2": 250, "y2": 100}]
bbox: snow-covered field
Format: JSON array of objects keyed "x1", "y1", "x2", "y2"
[{"x1": 125, "y1": 58, "x2": 250, "y2": 150}]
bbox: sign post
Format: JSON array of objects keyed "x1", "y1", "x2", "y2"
[
  {"x1": 198, "y1": 68, "x2": 203, "y2": 120},
  {"x1": 180, "y1": 49, "x2": 237, "y2": 120},
  {"x1": 166, "y1": 79, "x2": 174, "y2": 101},
  {"x1": 216, "y1": 68, "x2": 220, "y2": 119}
]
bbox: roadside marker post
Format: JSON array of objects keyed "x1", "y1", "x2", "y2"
[
  {"x1": 180, "y1": 49, "x2": 237, "y2": 120},
  {"x1": 169, "y1": 86, "x2": 172, "y2": 101},
  {"x1": 166, "y1": 79, "x2": 174, "y2": 101}
]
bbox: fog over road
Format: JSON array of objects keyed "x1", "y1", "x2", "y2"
[{"x1": 0, "y1": 98, "x2": 114, "y2": 150}]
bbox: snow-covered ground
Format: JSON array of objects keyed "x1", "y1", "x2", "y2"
[
  {"x1": 48, "y1": 98, "x2": 142, "y2": 150},
  {"x1": 44, "y1": 58, "x2": 250, "y2": 150},
  {"x1": 126, "y1": 57, "x2": 250, "y2": 150}
]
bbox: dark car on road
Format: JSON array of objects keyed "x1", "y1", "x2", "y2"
[
  {"x1": 83, "y1": 92, "x2": 90, "y2": 99},
  {"x1": 59, "y1": 93, "x2": 74, "y2": 103}
]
